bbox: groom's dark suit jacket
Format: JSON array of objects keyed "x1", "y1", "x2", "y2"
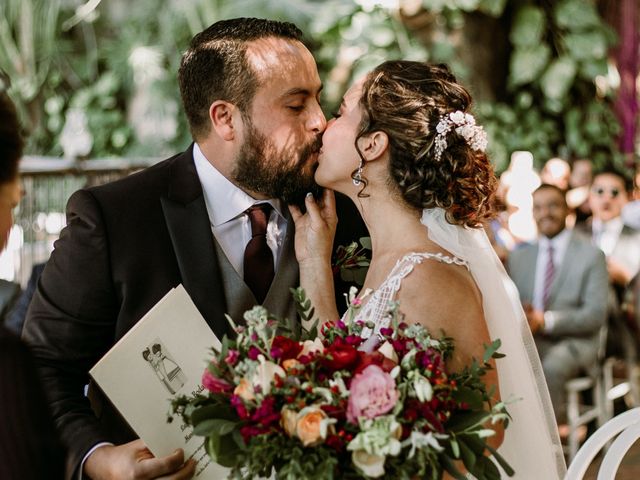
[{"x1": 22, "y1": 145, "x2": 367, "y2": 478}]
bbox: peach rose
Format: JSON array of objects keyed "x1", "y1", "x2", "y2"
[
  {"x1": 234, "y1": 378, "x2": 255, "y2": 402},
  {"x1": 296, "y1": 406, "x2": 330, "y2": 447},
  {"x1": 280, "y1": 407, "x2": 298, "y2": 437},
  {"x1": 282, "y1": 358, "x2": 303, "y2": 373}
]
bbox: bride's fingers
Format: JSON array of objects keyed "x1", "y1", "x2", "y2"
[
  {"x1": 288, "y1": 204, "x2": 303, "y2": 224},
  {"x1": 304, "y1": 192, "x2": 323, "y2": 226},
  {"x1": 320, "y1": 189, "x2": 337, "y2": 223}
]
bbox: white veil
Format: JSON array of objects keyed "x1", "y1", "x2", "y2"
[{"x1": 421, "y1": 208, "x2": 566, "y2": 479}]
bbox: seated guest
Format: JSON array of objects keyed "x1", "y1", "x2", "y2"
[
  {"x1": 578, "y1": 168, "x2": 640, "y2": 359},
  {"x1": 508, "y1": 184, "x2": 608, "y2": 424},
  {"x1": 0, "y1": 90, "x2": 64, "y2": 478}
]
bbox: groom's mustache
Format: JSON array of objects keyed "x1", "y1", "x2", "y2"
[{"x1": 298, "y1": 135, "x2": 323, "y2": 166}]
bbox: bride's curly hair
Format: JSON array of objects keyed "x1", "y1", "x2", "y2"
[{"x1": 355, "y1": 61, "x2": 497, "y2": 227}]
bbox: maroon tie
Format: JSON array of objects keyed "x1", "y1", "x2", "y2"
[
  {"x1": 542, "y1": 244, "x2": 555, "y2": 309},
  {"x1": 243, "y1": 204, "x2": 274, "y2": 304}
]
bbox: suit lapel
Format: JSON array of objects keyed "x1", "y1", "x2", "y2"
[{"x1": 160, "y1": 146, "x2": 231, "y2": 340}]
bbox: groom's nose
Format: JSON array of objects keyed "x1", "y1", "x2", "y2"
[{"x1": 307, "y1": 101, "x2": 327, "y2": 134}]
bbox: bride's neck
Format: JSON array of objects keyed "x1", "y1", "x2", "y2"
[{"x1": 356, "y1": 192, "x2": 426, "y2": 257}]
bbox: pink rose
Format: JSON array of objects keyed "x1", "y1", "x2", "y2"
[
  {"x1": 201, "y1": 369, "x2": 232, "y2": 393},
  {"x1": 347, "y1": 365, "x2": 398, "y2": 423}
]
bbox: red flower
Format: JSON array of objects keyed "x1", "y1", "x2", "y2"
[
  {"x1": 201, "y1": 369, "x2": 233, "y2": 393},
  {"x1": 322, "y1": 343, "x2": 358, "y2": 371},
  {"x1": 270, "y1": 335, "x2": 303, "y2": 360},
  {"x1": 354, "y1": 351, "x2": 396, "y2": 375}
]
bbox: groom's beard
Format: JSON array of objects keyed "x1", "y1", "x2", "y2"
[{"x1": 233, "y1": 122, "x2": 322, "y2": 206}]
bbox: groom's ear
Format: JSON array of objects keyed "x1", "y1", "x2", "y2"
[
  {"x1": 209, "y1": 101, "x2": 237, "y2": 141},
  {"x1": 357, "y1": 131, "x2": 389, "y2": 161}
]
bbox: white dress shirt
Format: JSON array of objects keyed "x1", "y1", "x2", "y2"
[
  {"x1": 532, "y1": 228, "x2": 572, "y2": 332},
  {"x1": 591, "y1": 216, "x2": 624, "y2": 257},
  {"x1": 193, "y1": 143, "x2": 287, "y2": 275}
]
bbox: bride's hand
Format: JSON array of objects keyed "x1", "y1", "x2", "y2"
[{"x1": 289, "y1": 189, "x2": 337, "y2": 267}]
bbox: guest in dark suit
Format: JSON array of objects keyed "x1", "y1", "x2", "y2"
[
  {"x1": 22, "y1": 18, "x2": 367, "y2": 480},
  {"x1": 508, "y1": 184, "x2": 608, "y2": 422},
  {"x1": 0, "y1": 90, "x2": 65, "y2": 479}
]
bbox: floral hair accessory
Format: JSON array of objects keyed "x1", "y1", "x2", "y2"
[{"x1": 433, "y1": 110, "x2": 488, "y2": 162}]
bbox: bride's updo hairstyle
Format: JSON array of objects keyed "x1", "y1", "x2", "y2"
[{"x1": 356, "y1": 61, "x2": 497, "y2": 227}]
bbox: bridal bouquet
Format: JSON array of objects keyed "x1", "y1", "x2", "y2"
[{"x1": 171, "y1": 289, "x2": 512, "y2": 480}]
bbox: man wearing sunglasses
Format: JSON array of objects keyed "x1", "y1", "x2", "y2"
[{"x1": 580, "y1": 168, "x2": 640, "y2": 370}]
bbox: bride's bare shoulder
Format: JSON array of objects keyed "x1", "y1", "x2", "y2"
[{"x1": 396, "y1": 258, "x2": 488, "y2": 359}]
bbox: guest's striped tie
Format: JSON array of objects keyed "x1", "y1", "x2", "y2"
[{"x1": 542, "y1": 244, "x2": 555, "y2": 309}]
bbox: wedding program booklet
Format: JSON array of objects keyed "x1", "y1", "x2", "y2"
[{"x1": 90, "y1": 284, "x2": 229, "y2": 479}]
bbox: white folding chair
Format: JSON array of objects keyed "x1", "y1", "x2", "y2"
[{"x1": 564, "y1": 407, "x2": 640, "y2": 479}]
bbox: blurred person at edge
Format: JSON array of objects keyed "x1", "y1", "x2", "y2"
[
  {"x1": 566, "y1": 158, "x2": 594, "y2": 226},
  {"x1": 540, "y1": 157, "x2": 571, "y2": 191},
  {"x1": 578, "y1": 168, "x2": 640, "y2": 358},
  {"x1": 0, "y1": 91, "x2": 65, "y2": 479},
  {"x1": 621, "y1": 163, "x2": 640, "y2": 230},
  {"x1": 508, "y1": 184, "x2": 607, "y2": 424}
]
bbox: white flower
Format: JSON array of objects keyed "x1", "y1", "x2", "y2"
[
  {"x1": 433, "y1": 110, "x2": 487, "y2": 162},
  {"x1": 402, "y1": 431, "x2": 447, "y2": 459},
  {"x1": 412, "y1": 373, "x2": 433, "y2": 402},
  {"x1": 351, "y1": 450, "x2": 386, "y2": 478},
  {"x1": 299, "y1": 338, "x2": 324, "y2": 357},
  {"x1": 449, "y1": 110, "x2": 465, "y2": 124},
  {"x1": 329, "y1": 376, "x2": 349, "y2": 397},
  {"x1": 377, "y1": 341, "x2": 398, "y2": 363},
  {"x1": 251, "y1": 354, "x2": 285, "y2": 395}
]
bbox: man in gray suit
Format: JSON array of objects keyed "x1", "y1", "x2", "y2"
[{"x1": 508, "y1": 184, "x2": 608, "y2": 422}]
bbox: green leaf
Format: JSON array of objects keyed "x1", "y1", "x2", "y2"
[
  {"x1": 554, "y1": 0, "x2": 601, "y2": 31},
  {"x1": 441, "y1": 454, "x2": 468, "y2": 480},
  {"x1": 482, "y1": 339, "x2": 502, "y2": 363},
  {"x1": 458, "y1": 438, "x2": 477, "y2": 471},
  {"x1": 509, "y1": 45, "x2": 551, "y2": 87},
  {"x1": 486, "y1": 444, "x2": 516, "y2": 476},
  {"x1": 193, "y1": 418, "x2": 237, "y2": 437},
  {"x1": 509, "y1": 5, "x2": 546, "y2": 47},
  {"x1": 446, "y1": 410, "x2": 491, "y2": 432},
  {"x1": 541, "y1": 56, "x2": 577, "y2": 101},
  {"x1": 190, "y1": 403, "x2": 236, "y2": 426},
  {"x1": 478, "y1": 0, "x2": 508, "y2": 17},
  {"x1": 579, "y1": 58, "x2": 608, "y2": 80},
  {"x1": 206, "y1": 433, "x2": 243, "y2": 468},
  {"x1": 563, "y1": 32, "x2": 608, "y2": 60}
]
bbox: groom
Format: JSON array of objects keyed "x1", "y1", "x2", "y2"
[{"x1": 22, "y1": 18, "x2": 366, "y2": 480}]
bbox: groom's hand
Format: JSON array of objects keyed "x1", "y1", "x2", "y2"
[{"x1": 84, "y1": 439, "x2": 196, "y2": 480}]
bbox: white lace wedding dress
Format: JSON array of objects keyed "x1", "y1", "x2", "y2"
[{"x1": 349, "y1": 208, "x2": 567, "y2": 479}]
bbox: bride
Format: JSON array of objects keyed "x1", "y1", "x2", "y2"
[{"x1": 290, "y1": 61, "x2": 566, "y2": 478}]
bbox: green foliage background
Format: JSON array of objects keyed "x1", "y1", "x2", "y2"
[{"x1": 0, "y1": 0, "x2": 625, "y2": 172}]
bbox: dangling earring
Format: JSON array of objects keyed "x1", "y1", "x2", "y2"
[{"x1": 352, "y1": 160, "x2": 363, "y2": 186}]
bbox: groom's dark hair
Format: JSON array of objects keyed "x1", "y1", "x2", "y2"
[{"x1": 178, "y1": 18, "x2": 304, "y2": 140}]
